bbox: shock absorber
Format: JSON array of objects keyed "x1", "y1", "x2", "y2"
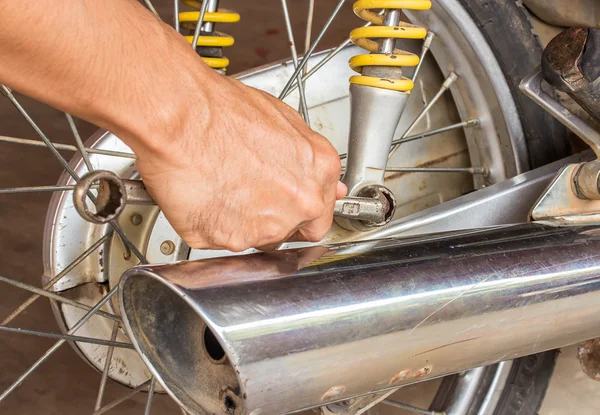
[
  {"x1": 336, "y1": 0, "x2": 431, "y2": 231},
  {"x1": 178, "y1": 0, "x2": 240, "y2": 71}
]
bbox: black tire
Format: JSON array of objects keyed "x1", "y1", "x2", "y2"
[
  {"x1": 457, "y1": 0, "x2": 572, "y2": 169},
  {"x1": 431, "y1": 1, "x2": 567, "y2": 413},
  {"x1": 430, "y1": 352, "x2": 559, "y2": 415},
  {"x1": 493, "y1": 352, "x2": 560, "y2": 415}
]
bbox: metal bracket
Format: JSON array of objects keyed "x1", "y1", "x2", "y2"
[
  {"x1": 522, "y1": 68, "x2": 600, "y2": 224},
  {"x1": 530, "y1": 163, "x2": 600, "y2": 223},
  {"x1": 520, "y1": 69, "x2": 600, "y2": 157}
]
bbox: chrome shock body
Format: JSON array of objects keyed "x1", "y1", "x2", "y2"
[{"x1": 337, "y1": 0, "x2": 431, "y2": 231}]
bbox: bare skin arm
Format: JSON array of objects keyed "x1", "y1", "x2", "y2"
[{"x1": 0, "y1": 0, "x2": 346, "y2": 251}]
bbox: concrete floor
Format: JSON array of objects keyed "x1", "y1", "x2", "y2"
[{"x1": 0, "y1": 1, "x2": 598, "y2": 414}]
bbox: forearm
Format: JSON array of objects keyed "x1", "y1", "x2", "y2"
[{"x1": 0, "y1": 0, "x2": 213, "y2": 156}]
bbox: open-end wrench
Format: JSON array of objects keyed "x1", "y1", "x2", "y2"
[{"x1": 73, "y1": 170, "x2": 395, "y2": 227}]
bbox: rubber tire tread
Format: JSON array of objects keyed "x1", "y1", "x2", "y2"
[
  {"x1": 432, "y1": 1, "x2": 565, "y2": 413},
  {"x1": 456, "y1": 0, "x2": 571, "y2": 169},
  {"x1": 492, "y1": 351, "x2": 559, "y2": 415}
]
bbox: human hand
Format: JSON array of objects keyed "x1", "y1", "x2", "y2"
[{"x1": 135, "y1": 72, "x2": 346, "y2": 251}]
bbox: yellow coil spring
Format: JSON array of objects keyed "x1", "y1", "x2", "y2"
[
  {"x1": 179, "y1": 0, "x2": 240, "y2": 70},
  {"x1": 349, "y1": 0, "x2": 431, "y2": 92}
]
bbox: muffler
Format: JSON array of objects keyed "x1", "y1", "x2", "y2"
[{"x1": 119, "y1": 222, "x2": 600, "y2": 415}]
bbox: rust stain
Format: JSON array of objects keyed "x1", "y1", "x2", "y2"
[
  {"x1": 413, "y1": 365, "x2": 432, "y2": 378},
  {"x1": 321, "y1": 385, "x2": 346, "y2": 401},
  {"x1": 389, "y1": 368, "x2": 412, "y2": 385}
]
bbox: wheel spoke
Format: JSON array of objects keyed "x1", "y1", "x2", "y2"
[
  {"x1": 0, "y1": 135, "x2": 136, "y2": 159},
  {"x1": 280, "y1": 0, "x2": 310, "y2": 124},
  {"x1": 174, "y1": 0, "x2": 180, "y2": 32},
  {"x1": 0, "y1": 185, "x2": 75, "y2": 194},
  {"x1": 0, "y1": 325, "x2": 133, "y2": 349},
  {"x1": 282, "y1": 21, "x2": 373, "y2": 99},
  {"x1": 305, "y1": 0, "x2": 315, "y2": 53},
  {"x1": 278, "y1": 0, "x2": 347, "y2": 99},
  {"x1": 92, "y1": 378, "x2": 152, "y2": 415},
  {"x1": 2, "y1": 234, "x2": 110, "y2": 325},
  {"x1": 95, "y1": 322, "x2": 120, "y2": 411},
  {"x1": 142, "y1": 0, "x2": 159, "y2": 16},
  {"x1": 65, "y1": 113, "x2": 93, "y2": 171},
  {"x1": 339, "y1": 119, "x2": 480, "y2": 160},
  {"x1": 1, "y1": 85, "x2": 147, "y2": 264},
  {"x1": 144, "y1": 378, "x2": 156, "y2": 415},
  {"x1": 301, "y1": 0, "x2": 315, "y2": 96},
  {"x1": 388, "y1": 72, "x2": 458, "y2": 159},
  {"x1": 0, "y1": 274, "x2": 121, "y2": 323},
  {"x1": 411, "y1": 32, "x2": 436, "y2": 83},
  {"x1": 0, "y1": 285, "x2": 118, "y2": 403},
  {"x1": 385, "y1": 166, "x2": 487, "y2": 174},
  {"x1": 392, "y1": 119, "x2": 479, "y2": 147},
  {"x1": 191, "y1": 0, "x2": 211, "y2": 52}
]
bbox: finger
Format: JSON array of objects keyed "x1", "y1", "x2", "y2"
[
  {"x1": 295, "y1": 183, "x2": 337, "y2": 243},
  {"x1": 336, "y1": 181, "x2": 348, "y2": 199},
  {"x1": 256, "y1": 242, "x2": 282, "y2": 252}
]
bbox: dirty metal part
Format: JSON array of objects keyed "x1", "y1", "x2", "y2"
[
  {"x1": 337, "y1": 84, "x2": 408, "y2": 233},
  {"x1": 73, "y1": 170, "x2": 126, "y2": 224},
  {"x1": 340, "y1": 84, "x2": 410, "y2": 197},
  {"x1": 531, "y1": 163, "x2": 600, "y2": 223},
  {"x1": 334, "y1": 185, "x2": 396, "y2": 230},
  {"x1": 578, "y1": 338, "x2": 600, "y2": 381},
  {"x1": 388, "y1": 72, "x2": 458, "y2": 159},
  {"x1": 542, "y1": 28, "x2": 600, "y2": 123},
  {"x1": 338, "y1": 119, "x2": 479, "y2": 161},
  {"x1": 322, "y1": 389, "x2": 398, "y2": 415},
  {"x1": 73, "y1": 170, "x2": 153, "y2": 224},
  {"x1": 573, "y1": 161, "x2": 600, "y2": 200},
  {"x1": 120, "y1": 222, "x2": 600, "y2": 415},
  {"x1": 381, "y1": 399, "x2": 443, "y2": 415},
  {"x1": 523, "y1": 0, "x2": 599, "y2": 29},
  {"x1": 520, "y1": 69, "x2": 600, "y2": 158},
  {"x1": 160, "y1": 240, "x2": 176, "y2": 256}
]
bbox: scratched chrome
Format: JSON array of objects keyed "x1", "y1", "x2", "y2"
[{"x1": 119, "y1": 222, "x2": 600, "y2": 415}]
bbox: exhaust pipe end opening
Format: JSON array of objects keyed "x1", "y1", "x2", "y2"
[{"x1": 119, "y1": 270, "x2": 243, "y2": 415}]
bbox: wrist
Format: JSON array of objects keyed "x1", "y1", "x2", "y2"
[{"x1": 102, "y1": 25, "x2": 216, "y2": 161}]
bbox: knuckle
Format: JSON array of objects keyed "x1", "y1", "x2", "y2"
[
  {"x1": 316, "y1": 145, "x2": 341, "y2": 177},
  {"x1": 261, "y1": 221, "x2": 287, "y2": 243},
  {"x1": 297, "y1": 187, "x2": 325, "y2": 220},
  {"x1": 224, "y1": 238, "x2": 251, "y2": 252},
  {"x1": 304, "y1": 223, "x2": 331, "y2": 242},
  {"x1": 213, "y1": 230, "x2": 251, "y2": 252}
]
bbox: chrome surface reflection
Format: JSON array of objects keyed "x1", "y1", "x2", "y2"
[{"x1": 119, "y1": 223, "x2": 600, "y2": 415}]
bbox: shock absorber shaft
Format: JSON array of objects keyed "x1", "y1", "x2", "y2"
[
  {"x1": 178, "y1": 0, "x2": 239, "y2": 71},
  {"x1": 337, "y1": 1, "x2": 431, "y2": 231}
]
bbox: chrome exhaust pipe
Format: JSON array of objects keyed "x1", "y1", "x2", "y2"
[{"x1": 119, "y1": 223, "x2": 600, "y2": 415}]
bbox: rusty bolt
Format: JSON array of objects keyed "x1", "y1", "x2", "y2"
[
  {"x1": 160, "y1": 240, "x2": 175, "y2": 255},
  {"x1": 130, "y1": 213, "x2": 143, "y2": 226}
]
